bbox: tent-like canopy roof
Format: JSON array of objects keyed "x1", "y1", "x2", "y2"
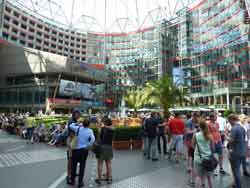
[{"x1": 9, "y1": 0, "x2": 199, "y2": 33}]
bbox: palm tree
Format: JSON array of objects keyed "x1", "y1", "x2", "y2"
[
  {"x1": 123, "y1": 89, "x2": 147, "y2": 113},
  {"x1": 143, "y1": 75, "x2": 182, "y2": 115}
]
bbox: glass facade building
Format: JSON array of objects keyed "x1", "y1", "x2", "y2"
[{"x1": 179, "y1": 0, "x2": 250, "y2": 110}]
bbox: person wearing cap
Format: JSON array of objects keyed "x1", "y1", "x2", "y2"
[{"x1": 66, "y1": 108, "x2": 81, "y2": 185}]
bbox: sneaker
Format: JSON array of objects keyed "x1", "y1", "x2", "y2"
[
  {"x1": 213, "y1": 171, "x2": 218, "y2": 176},
  {"x1": 95, "y1": 179, "x2": 101, "y2": 185},
  {"x1": 152, "y1": 158, "x2": 159, "y2": 162},
  {"x1": 107, "y1": 178, "x2": 112, "y2": 184},
  {"x1": 78, "y1": 182, "x2": 84, "y2": 188},
  {"x1": 244, "y1": 171, "x2": 250, "y2": 177}
]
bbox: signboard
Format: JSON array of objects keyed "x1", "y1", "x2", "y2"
[
  {"x1": 173, "y1": 67, "x2": 184, "y2": 86},
  {"x1": 59, "y1": 80, "x2": 105, "y2": 99}
]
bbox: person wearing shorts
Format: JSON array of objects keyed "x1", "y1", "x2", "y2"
[
  {"x1": 168, "y1": 113, "x2": 185, "y2": 162},
  {"x1": 208, "y1": 112, "x2": 227, "y2": 175}
]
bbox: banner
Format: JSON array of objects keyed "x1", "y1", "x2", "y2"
[{"x1": 58, "y1": 80, "x2": 105, "y2": 99}]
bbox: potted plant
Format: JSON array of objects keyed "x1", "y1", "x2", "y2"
[
  {"x1": 130, "y1": 126, "x2": 143, "y2": 150},
  {"x1": 112, "y1": 127, "x2": 131, "y2": 150}
]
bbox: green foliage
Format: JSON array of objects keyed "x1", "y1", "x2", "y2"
[
  {"x1": 123, "y1": 89, "x2": 147, "y2": 112},
  {"x1": 143, "y1": 75, "x2": 182, "y2": 113},
  {"x1": 27, "y1": 116, "x2": 69, "y2": 128},
  {"x1": 224, "y1": 109, "x2": 235, "y2": 118},
  {"x1": 113, "y1": 126, "x2": 142, "y2": 141}
]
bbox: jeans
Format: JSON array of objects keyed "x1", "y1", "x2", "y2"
[
  {"x1": 142, "y1": 137, "x2": 148, "y2": 155},
  {"x1": 147, "y1": 137, "x2": 158, "y2": 159},
  {"x1": 26, "y1": 127, "x2": 34, "y2": 140},
  {"x1": 229, "y1": 155, "x2": 244, "y2": 188},
  {"x1": 71, "y1": 148, "x2": 89, "y2": 185},
  {"x1": 157, "y1": 134, "x2": 167, "y2": 154}
]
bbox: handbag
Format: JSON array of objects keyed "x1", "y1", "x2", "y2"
[
  {"x1": 70, "y1": 126, "x2": 80, "y2": 149},
  {"x1": 196, "y1": 135, "x2": 218, "y2": 172}
]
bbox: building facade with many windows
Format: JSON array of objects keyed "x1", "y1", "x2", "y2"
[{"x1": 178, "y1": 0, "x2": 250, "y2": 111}]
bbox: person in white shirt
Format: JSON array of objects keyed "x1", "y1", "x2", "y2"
[{"x1": 217, "y1": 113, "x2": 227, "y2": 146}]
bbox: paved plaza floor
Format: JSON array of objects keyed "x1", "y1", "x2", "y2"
[{"x1": 0, "y1": 130, "x2": 249, "y2": 188}]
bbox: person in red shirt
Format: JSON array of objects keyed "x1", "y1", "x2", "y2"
[
  {"x1": 208, "y1": 112, "x2": 227, "y2": 175},
  {"x1": 167, "y1": 113, "x2": 185, "y2": 163}
]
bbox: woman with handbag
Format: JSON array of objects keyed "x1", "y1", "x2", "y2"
[
  {"x1": 95, "y1": 117, "x2": 114, "y2": 185},
  {"x1": 192, "y1": 120, "x2": 214, "y2": 188}
]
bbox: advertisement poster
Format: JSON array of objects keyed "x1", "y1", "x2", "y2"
[{"x1": 59, "y1": 80, "x2": 105, "y2": 99}]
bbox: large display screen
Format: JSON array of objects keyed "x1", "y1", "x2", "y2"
[{"x1": 59, "y1": 79, "x2": 105, "y2": 99}]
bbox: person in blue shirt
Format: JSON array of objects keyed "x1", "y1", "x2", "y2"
[{"x1": 69, "y1": 118, "x2": 95, "y2": 188}]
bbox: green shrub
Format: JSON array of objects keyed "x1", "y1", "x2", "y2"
[{"x1": 113, "y1": 126, "x2": 142, "y2": 141}]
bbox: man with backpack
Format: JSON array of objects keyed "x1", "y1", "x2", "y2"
[{"x1": 66, "y1": 108, "x2": 81, "y2": 185}]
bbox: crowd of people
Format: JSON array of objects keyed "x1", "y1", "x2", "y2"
[
  {"x1": 1, "y1": 110, "x2": 250, "y2": 188},
  {"x1": 142, "y1": 111, "x2": 250, "y2": 188}
]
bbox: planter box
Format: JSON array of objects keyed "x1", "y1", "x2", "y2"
[
  {"x1": 131, "y1": 140, "x2": 143, "y2": 150},
  {"x1": 113, "y1": 140, "x2": 131, "y2": 150}
]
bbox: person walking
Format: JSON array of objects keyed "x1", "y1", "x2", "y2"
[
  {"x1": 145, "y1": 112, "x2": 159, "y2": 161},
  {"x1": 192, "y1": 120, "x2": 213, "y2": 188},
  {"x1": 69, "y1": 119, "x2": 95, "y2": 187},
  {"x1": 168, "y1": 112, "x2": 185, "y2": 163},
  {"x1": 157, "y1": 112, "x2": 167, "y2": 155},
  {"x1": 217, "y1": 113, "x2": 227, "y2": 147},
  {"x1": 185, "y1": 112, "x2": 200, "y2": 187},
  {"x1": 227, "y1": 114, "x2": 246, "y2": 188},
  {"x1": 95, "y1": 117, "x2": 114, "y2": 185},
  {"x1": 239, "y1": 115, "x2": 250, "y2": 177},
  {"x1": 207, "y1": 112, "x2": 227, "y2": 175}
]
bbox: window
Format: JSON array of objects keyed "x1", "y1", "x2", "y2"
[
  {"x1": 20, "y1": 32, "x2": 26, "y2": 38},
  {"x1": 11, "y1": 36, "x2": 17, "y2": 41},
  {"x1": 28, "y1": 35, "x2": 34, "y2": 40},
  {"x1": 29, "y1": 20, "x2": 35, "y2": 26},
  {"x1": 12, "y1": 19, "x2": 18, "y2": 26},
  {"x1": 20, "y1": 40, "x2": 25, "y2": 45},
  {"x1": 4, "y1": 15, "x2": 10, "y2": 21},
  {"x1": 21, "y1": 24, "x2": 27, "y2": 29},
  {"x1": 37, "y1": 31, "x2": 42, "y2": 36},
  {"x1": 36, "y1": 46, "x2": 41, "y2": 50},
  {"x1": 52, "y1": 37, "x2": 56, "y2": 42},
  {"x1": 82, "y1": 39, "x2": 86, "y2": 43},
  {"x1": 29, "y1": 28, "x2": 35, "y2": 32},
  {"x1": 12, "y1": 28, "x2": 18, "y2": 34},
  {"x1": 3, "y1": 24, "x2": 9, "y2": 30},
  {"x1": 45, "y1": 27, "x2": 50, "y2": 32},
  {"x1": 52, "y1": 30, "x2": 57, "y2": 35},
  {"x1": 21, "y1": 16, "x2": 27, "y2": 22},
  {"x1": 37, "y1": 24, "x2": 43, "y2": 29},
  {"x1": 36, "y1": 38, "x2": 42, "y2": 43}
]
